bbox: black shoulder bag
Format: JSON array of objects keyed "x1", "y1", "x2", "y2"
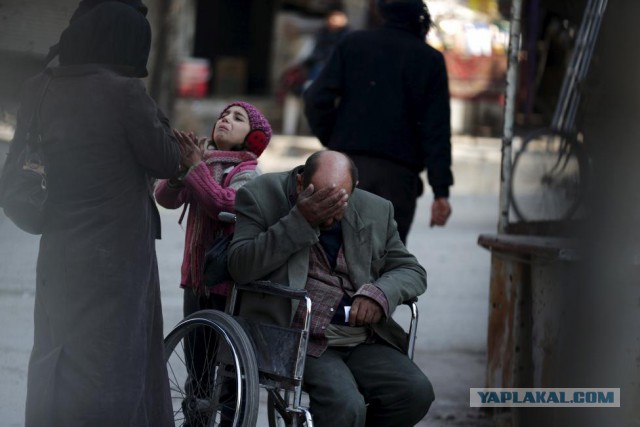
[
  {"x1": 202, "y1": 233, "x2": 234, "y2": 287},
  {"x1": 0, "y1": 70, "x2": 53, "y2": 234}
]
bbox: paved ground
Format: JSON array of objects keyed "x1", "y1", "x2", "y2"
[{"x1": 0, "y1": 135, "x2": 501, "y2": 426}]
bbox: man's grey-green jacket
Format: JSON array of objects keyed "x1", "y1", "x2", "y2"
[{"x1": 227, "y1": 167, "x2": 427, "y2": 353}]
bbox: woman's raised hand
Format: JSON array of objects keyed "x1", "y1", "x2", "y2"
[{"x1": 173, "y1": 129, "x2": 203, "y2": 169}]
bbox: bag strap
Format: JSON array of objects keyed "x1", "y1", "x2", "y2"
[{"x1": 25, "y1": 69, "x2": 53, "y2": 148}]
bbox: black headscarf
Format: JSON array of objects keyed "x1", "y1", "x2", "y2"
[
  {"x1": 45, "y1": 0, "x2": 148, "y2": 65},
  {"x1": 59, "y1": 2, "x2": 151, "y2": 77}
]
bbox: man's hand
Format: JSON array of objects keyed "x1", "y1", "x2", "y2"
[
  {"x1": 349, "y1": 296, "x2": 383, "y2": 327},
  {"x1": 430, "y1": 197, "x2": 451, "y2": 227},
  {"x1": 296, "y1": 184, "x2": 348, "y2": 228}
]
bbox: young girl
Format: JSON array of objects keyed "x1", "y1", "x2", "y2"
[{"x1": 155, "y1": 101, "x2": 272, "y2": 315}]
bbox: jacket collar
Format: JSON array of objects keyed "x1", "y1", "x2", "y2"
[
  {"x1": 342, "y1": 190, "x2": 367, "y2": 237},
  {"x1": 286, "y1": 165, "x2": 305, "y2": 208},
  {"x1": 341, "y1": 190, "x2": 373, "y2": 284}
]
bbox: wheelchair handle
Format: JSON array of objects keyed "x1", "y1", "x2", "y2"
[
  {"x1": 218, "y1": 212, "x2": 237, "y2": 223},
  {"x1": 402, "y1": 296, "x2": 418, "y2": 305}
]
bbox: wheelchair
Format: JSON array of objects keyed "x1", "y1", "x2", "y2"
[
  {"x1": 165, "y1": 264, "x2": 418, "y2": 427},
  {"x1": 164, "y1": 280, "x2": 419, "y2": 427}
]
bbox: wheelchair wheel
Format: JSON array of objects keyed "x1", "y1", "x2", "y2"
[
  {"x1": 164, "y1": 310, "x2": 259, "y2": 427},
  {"x1": 510, "y1": 129, "x2": 588, "y2": 222}
]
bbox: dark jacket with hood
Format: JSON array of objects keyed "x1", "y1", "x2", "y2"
[{"x1": 304, "y1": 2, "x2": 453, "y2": 198}]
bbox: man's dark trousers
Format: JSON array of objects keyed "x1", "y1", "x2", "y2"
[{"x1": 303, "y1": 343, "x2": 434, "y2": 427}]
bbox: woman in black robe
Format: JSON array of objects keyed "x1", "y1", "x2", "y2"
[{"x1": 22, "y1": 3, "x2": 180, "y2": 425}]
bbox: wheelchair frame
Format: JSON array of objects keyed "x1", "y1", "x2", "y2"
[{"x1": 164, "y1": 280, "x2": 419, "y2": 427}]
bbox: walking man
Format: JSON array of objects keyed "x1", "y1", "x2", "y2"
[{"x1": 305, "y1": 0, "x2": 453, "y2": 242}]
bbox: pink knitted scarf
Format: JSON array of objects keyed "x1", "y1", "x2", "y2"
[{"x1": 189, "y1": 149, "x2": 257, "y2": 294}]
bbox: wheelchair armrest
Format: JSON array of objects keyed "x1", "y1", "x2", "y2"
[
  {"x1": 400, "y1": 297, "x2": 419, "y2": 360},
  {"x1": 234, "y1": 280, "x2": 308, "y2": 301}
]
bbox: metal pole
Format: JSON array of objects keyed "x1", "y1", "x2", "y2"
[{"x1": 497, "y1": 0, "x2": 525, "y2": 233}]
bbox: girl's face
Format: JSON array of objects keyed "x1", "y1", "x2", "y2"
[{"x1": 212, "y1": 105, "x2": 251, "y2": 151}]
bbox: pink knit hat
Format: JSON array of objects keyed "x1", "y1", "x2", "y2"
[{"x1": 216, "y1": 101, "x2": 273, "y2": 157}]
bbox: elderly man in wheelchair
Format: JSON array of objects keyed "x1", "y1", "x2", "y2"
[{"x1": 225, "y1": 150, "x2": 434, "y2": 426}]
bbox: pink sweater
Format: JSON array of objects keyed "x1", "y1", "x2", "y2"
[{"x1": 155, "y1": 159, "x2": 258, "y2": 292}]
